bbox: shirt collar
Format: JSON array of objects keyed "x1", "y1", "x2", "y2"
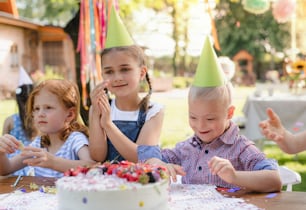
[{"x1": 189, "y1": 121, "x2": 240, "y2": 149}]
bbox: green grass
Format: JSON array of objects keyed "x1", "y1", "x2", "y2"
[{"x1": 1, "y1": 85, "x2": 306, "y2": 191}]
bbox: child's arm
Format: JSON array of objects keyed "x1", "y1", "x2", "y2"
[
  {"x1": 99, "y1": 93, "x2": 164, "y2": 162},
  {"x1": 88, "y1": 82, "x2": 109, "y2": 162},
  {"x1": 208, "y1": 156, "x2": 282, "y2": 192},
  {"x1": 2, "y1": 116, "x2": 13, "y2": 135},
  {"x1": 88, "y1": 106, "x2": 107, "y2": 162},
  {"x1": 0, "y1": 134, "x2": 28, "y2": 175},
  {"x1": 21, "y1": 146, "x2": 95, "y2": 173},
  {"x1": 259, "y1": 108, "x2": 306, "y2": 154}
]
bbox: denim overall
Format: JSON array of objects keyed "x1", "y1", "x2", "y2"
[{"x1": 106, "y1": 108, "x2": 146, "y2": 161}]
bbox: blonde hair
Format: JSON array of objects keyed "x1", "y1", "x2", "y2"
[
  {"x1": 26, "y1": 79, "x2": 88, "y2": 148},
  {"x1": 101, "y1": 45, "x2": 152, "y2": 112},
  {"x1": 188, "y1": 82, "x2": 234, "y2": 107}
]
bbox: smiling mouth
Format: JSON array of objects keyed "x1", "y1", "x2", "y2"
[
  {"x1": 199, "y1": 131, "x2": 209, "y2": 134},
  {"x1": 112, "y1": 84, "x2": 128, "y2": 88}
]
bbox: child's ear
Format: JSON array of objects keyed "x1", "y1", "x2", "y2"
[
  {"x1": 140, "y1": 66, "x2": 147, "y2": 80},
  {"x1": 227, "y1": 105, "x2": 235, "y2": 119},
  {"x1": 66, "y1": 108, "x2": 76, "y2": 122}
]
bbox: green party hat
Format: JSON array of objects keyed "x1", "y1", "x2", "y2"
[
  {"x1": 105, "y1": 5, "x2": 134, "y2": 48},
  {"x1": 193, "y1": 36, "x2": 227, "y2": 87}
]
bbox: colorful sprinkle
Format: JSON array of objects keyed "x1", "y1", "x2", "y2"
[
  {"x1": 20, "y1": 188, "x2": 27, "y2": 193},
  {"x1": 266, "y1": 193, "x2": 277, "y2": 198},
  {"x1": 227, "y1": 187, "x2": 240, "y2": 193},
  {"x1": 295, "y1": 122, "x2": 304, "y2": 127},
  {"x1": 82, "y1": 197, "x2": 87, "y2": 204},
  {"x1": 139, "y1": 201, "x2": 144, "y2": 207}
]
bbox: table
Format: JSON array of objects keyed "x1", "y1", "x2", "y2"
[
  {"x1": 242, "y1": 93, "x2": 306, "y2": 141},
  {"x1": 0, "y1": 176, "x2": 56, "y2": 194},
  {"x1": 1, "y1": 176, "x2": 306, "y2": 210}
]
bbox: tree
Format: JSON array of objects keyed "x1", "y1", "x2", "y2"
[
  {"x1": 17, "y1": 0, "x2": 78, "y2": 26},
  {"x1": 214, "y1": 0, "x2": 290, "y2": 78},
  {"x1": 142, "y1": 0, "x2": 197, "y2": 76}
]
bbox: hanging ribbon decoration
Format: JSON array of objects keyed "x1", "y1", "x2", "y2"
[{"x1": 78, "y1": 0, "x2": 118, "y2": 109}]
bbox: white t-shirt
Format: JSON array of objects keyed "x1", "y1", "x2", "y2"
[{"x1": 110, "y1": 99, "x2": 163, "y2": 121}]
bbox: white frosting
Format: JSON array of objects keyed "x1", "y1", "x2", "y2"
[{"x1": 56, "y1": 174, "x2": 169, "y2": 210}]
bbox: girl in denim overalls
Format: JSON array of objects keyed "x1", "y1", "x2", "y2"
[
  {"x1": 88, "y1": 6, "x2": 164, "y2": 163},
  {"x1": 89, "y1": 44, "x2": 164, "y2": 163}
]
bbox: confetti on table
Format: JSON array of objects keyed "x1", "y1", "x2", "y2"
[
  {"x1": 295, "y1": 122, "x2": 304, "y2": 127},
  {"x1": 227, "y1": 187, "x2": 241, "y2": 193},
  {"x1": 265, "y1": 193, "x2": 277, "y2": 198}
]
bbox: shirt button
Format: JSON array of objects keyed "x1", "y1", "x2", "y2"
[
  {"x1": 198, "y1": 166, "x2": 202, "y2": 171},
  {"x1": 205, "y1": 150, "x2": 209, "y2": 154}
]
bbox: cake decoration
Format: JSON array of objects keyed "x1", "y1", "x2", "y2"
[
  {"x1": 56, "y1": 161, "x2": 170, "y2": 210},
  {"x1": 63, "y1": 160, "x2": 168, "y2": 184}
]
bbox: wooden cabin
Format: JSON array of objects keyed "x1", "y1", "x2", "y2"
[{"x1": 0, "y1": 0, "x2": 75, "y2": 98}]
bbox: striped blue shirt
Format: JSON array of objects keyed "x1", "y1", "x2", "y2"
[{"x1": 29, "y1": 131, "x2": 89, "y2": 178}]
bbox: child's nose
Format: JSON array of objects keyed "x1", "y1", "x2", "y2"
[
  {"x1": 198, "y1": 120, "x2": 207, "y2": 129},
  {"x1": 37, "y1": 109, "x2": 46, "y2": 116},
  {"x1": 113, "y1": 72, "x2": 123, "y2": 81}
]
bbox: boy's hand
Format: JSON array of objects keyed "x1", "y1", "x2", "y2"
[
  {"x1": 208, "y1": 156, "x2": 236, "y2": 184},
  {"x1": 145, "y1": 158, "x2": 186, "y2": 183}
]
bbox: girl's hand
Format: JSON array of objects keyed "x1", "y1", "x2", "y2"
[
  {"x1": 208, "y1": 156, "x2": 236, "y2": 184},
  {"x1": 21, "y1": 146, "x2": 54, "y2": 168},
  {"x1": 0, "y1": 134, "x2": 21, "y2": 154},
  {"x1": 90, "y1": 80, "x2": 110, "y2": 114},
  {"x1": 97, "y1": 89, "x2": 112, "y2": 128}
]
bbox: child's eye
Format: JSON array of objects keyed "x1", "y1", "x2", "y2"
[
  {"x1": 121, "y1": 68, "x2": 130, "y2": 72},
  {"x1": 104, "y1": 70, "x2": 113, "y2": 75}
]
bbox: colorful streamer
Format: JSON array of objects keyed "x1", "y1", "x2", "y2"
[{"x1": 77, "y1": 0, "x2": 118, "y2": 109}]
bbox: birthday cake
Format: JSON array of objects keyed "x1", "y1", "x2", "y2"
[{"x1": 56, "y1": 161, "x2": 169, "y2": 210}]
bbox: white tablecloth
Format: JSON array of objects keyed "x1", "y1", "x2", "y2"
[
  {"x1": 0, "y1": 184, "x2": 260, "y2": 210},
  {"x1": 243, "y1": 93, "x2": 306, "y2": 140}
]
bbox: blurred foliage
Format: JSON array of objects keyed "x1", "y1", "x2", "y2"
[
  {"x1": 16, "y1": 0, "x2": 292, "y2": 80},
  {"x1": 215, "y1": 0, "x2": 290, "y2": 61},
  {"x1": 172, "y1": 76, "x2": 192, "y2": 89},
  {"x1": 17, "y1": 0, "x2": 79, "y2": 26}
]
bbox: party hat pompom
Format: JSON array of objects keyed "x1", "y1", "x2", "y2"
[
  {"x1": 105, "y1": 5, "x2": 134, "y2": 49},
  {"x1": 193, "y1": 36, "x2": 227, "y2": 87}
]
